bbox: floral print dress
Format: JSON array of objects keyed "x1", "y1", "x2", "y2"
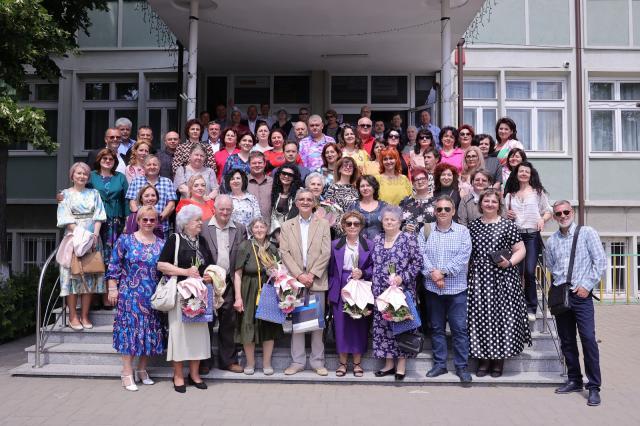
[{"x1": 371, "y1": 232, "x2": 422, "y2": 358}]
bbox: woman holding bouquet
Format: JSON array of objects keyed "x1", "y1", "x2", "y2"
[
  {"x1": 371, "y1": 206, "x2": 422, "y2": 380},
  {"x1": 157, "y1": 205, "x2": 214, "y2": 393},
  {"x1": 328, "y1": 211, "x2": 373, "y2": 377},
  {"x1": 233, "y1": 218, "x2": 283, "y2": 375}
]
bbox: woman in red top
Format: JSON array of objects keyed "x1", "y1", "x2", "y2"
[
  {"x1": 214, "y1": 128, "x2": 240, "y2": 181},
  {"x1": 175, "y1": 174, "x2": 215, "y2": 221},
  {"x1": 264, "y1": 128, "x2": 302, "y2": 172}
]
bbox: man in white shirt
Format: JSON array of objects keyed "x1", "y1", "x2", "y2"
[{"x1": 258, "y1": 103, "x2": 275, "y2": 128}]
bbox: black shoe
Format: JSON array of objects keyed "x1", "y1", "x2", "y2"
[
  {"x1": 587, "y1": 389, "x2": 601, "y2": 406},
  {"x1": 173, "y1": 377, "x2": 186, "y2": 393},
  {"x1": 394, "y1": 372, "x2": 405, "y2": 381},
  {"x1": 425, "y1": 366, "x2": 448, "y2": 378},
  {"x1": 455, "y1": 368, "x2": 473, "y2": 386},
  {"x1": 374, "y1": 367, "x2": 396, "y2": 377},
  {"x1": 476, "y1": 359, "x2": 490, "y2": 377},
  {"x1": 188, "y1": 375, "x2": 208, "y2": 390},
  {"x1": 490, "y1": 359, "x2": 504, "y2": 378},
  {"x1": 555, "y1": 380, "x2": 583, "y2": 394}
]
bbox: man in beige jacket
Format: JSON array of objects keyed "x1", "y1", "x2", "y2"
[{"x1": 279, "y1": 188, "x2": 331, "y2": 376}]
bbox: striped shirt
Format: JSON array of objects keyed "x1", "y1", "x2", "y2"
[
  {"x1": 418, "y1": 221, "x2": 472, "y2": 295},
  {"x1": 544, "y1": 222, "x2": 606, "y2": 292}
]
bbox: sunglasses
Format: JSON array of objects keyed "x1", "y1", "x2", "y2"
[
  {"x1": 141, "y1": 218, "x2": 157, "y2": 224},
  {"x1": 460, "y1": 132, "x2": 471, "y2": 137},
  {"x1": 436, "y1": 207, "x2": 452, "y2": 213},
  {"x1": 554, "y1": 210, "x2": 572, "y2": 217},
  {"x1": 101, "y1": 157, "x2": 114, "y2": 162},
  {"x1": 358, "y1": 124, "x2": 372, "y2": 128},
  {"x1": 344, "y1": 221, "x2": 361, "y2": 227},
  {"x1": 419, "y1": 135, "x2": 431, "y2": 140},
  {"x1": 280, "y1": 171, "x2": 295, "y2": 178},
  {"x1": 388, "y1": 134, "x2": 400, "y2": 139},
  {"x1": 107, "y1": 135, "x2": 119, "y2": 139}
]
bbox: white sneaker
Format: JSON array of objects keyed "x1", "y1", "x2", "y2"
[{"x1": 527, "y1": 312, "x2": 537, "y2": 322}]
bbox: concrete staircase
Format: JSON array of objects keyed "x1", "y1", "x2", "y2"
[{"x1": 11, "y1": 307, "x2": 565, "y2": 385}]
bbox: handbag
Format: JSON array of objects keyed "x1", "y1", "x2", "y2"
[
  {"x1": 390, "y1": 290, "x2": 422, "y2": 336},
  {"x1": 151, "y1": 234, "x2": 180, "y2": 312},
  {"x1": 181, "y1": 283, "x2": 215, "y2": 323},
  {"x1": 548, "y1": 226, "x2": 581, "y2": 316},
  {"x1": 291, "y1": 289, "x2": 325, "y2": 334},
  {"x1": 70, "y1": 249, "x2": 105, "y2": 276},
  {"x1": 255, "y1": 282, "x2": 287, "y2": 324},
  {"x1": 488, "y1": 249, "x2": 512, "y2": 265},
  {"x1": 395, "y1": 329, "x2": 424, "y2": 355}
]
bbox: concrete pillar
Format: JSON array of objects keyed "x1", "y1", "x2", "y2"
[
  {"x1": 440, "y1": 0, "x2": 453, "y2": 126},
  {"x1": 186, "y1": 0, "x2": 199, "y2": 120}
]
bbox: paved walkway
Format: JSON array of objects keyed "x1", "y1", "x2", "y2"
[{"x1": 1, "y1": 305, "x2": 639, "y2": 426}]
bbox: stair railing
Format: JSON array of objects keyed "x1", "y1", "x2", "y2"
[
  {"x1": 535, "y1": 257, "x2": 566, "y2": 376},
  {"x1": 34, "y1": 247, "x2": 65, "y2": 368}
]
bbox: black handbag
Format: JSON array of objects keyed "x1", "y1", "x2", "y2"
[
  {"x1": 548, "y1": 226, "x2": 581, "y2": 316},
  {"x1": 488, "y1": 249, "x2": 512, "y2": 265},
  {"x1": 395, "y1": 329, "x2": 424, "y2": 355}
]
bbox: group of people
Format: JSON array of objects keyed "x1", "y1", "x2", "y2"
[{"x1": 55, "y1": 106, "x2": 606, "y2": 405}]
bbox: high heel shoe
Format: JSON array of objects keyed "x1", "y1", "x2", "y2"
[
  {"x1": 395, "y1": 372, "x2": 406, "y2": 381},
  {"x1": 188, "y1": 375, "x2": 208, "y2": 390},
  {"x1": 134, "y1": 370, "x2": 154, "y2": 385},
  {"x1": 173, "y1": 377, "x2": 186, "y2": 393},
  {"x1": 121, "y1": 375, "x2": 138, "y2": 392},
  {"x1": 374, "y1": 367, "x2": 396, "y2": 377}
]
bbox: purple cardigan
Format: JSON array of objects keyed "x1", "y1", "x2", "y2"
[{"x1": 327, "y1": 236, "x2": 373, "y2": 304}]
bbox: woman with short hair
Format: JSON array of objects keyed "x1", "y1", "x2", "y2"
[
  {"x1": 125, "y1": 184, "x2": 164, "y2": 238},
  {"x1": 409, "y1": 129, "x2": 434, "y2": 173},
  {"x1": 214, "y1": 128, "x2": 240, "y2": 181},
  {"x1": 106, "y1": 205, "x2": 165, "y2": 391},
  {"x1": 174, "y1": 144, "x2": 219, "y2": 200},
  {"x1": 460, "y1": 146, "x2": 485, "y2": 196},
  {"x1": 252, "y1": 122, "x2": 273, "y2": 153},
  {"x1": 354, "y1": 175, "x2": 387, "y2": 240},
  {"x1": 222, "y1": 132, "x2": 255, "y2": 182},
  {"x1": 375, "y1": 148, "x2": 412, "y2": 206},
  {"x1": 399, "y1": 167, "x2": 435, "y2": 233},
  {"x1": 433, "y1": 163, "x2": 462, "y2": 213},
  {"x1": 125, "y1": 140, "x2": 152, "y2": 183},
  {"x1": 338, "y1": 125, "x2": 369, "y2": 171},
  {"x1": 473, "y1": 134, "x2": 502, "y2": 188},
  {"x1": 324, "y1": 157, "x2": 360, "y2": 213},
  {"x1": 439, "y1": 126, "x2": 464, "y2": 173},
  {"x1": 157, "y1": 205, "x2": 214, "y2": 393},
  {"x1": 225, "y1": 169, "x2": 262, "y2": 227},
  {"x1": 458, "y1": 170, "x2": 493, "y2": 227}
]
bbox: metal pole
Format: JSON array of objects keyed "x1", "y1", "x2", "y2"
[
  {"x1": 456, "y1": 38, "x2": 465, "y2": 127},
  {"x1": 186, "y1": 0, "x2": 199, "y2": 120},
  {"x1": 176, "y1": 40, "x2": 184, "y2": 133},
  {"x1": 440, "y1": 1, "x2": 452, "y2": 126},
  {"x1": 574, "y1": 0, "x2": 586, "y2": 224}
]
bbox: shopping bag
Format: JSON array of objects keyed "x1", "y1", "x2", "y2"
[
  {"x1": 181, "y1": 284, "x2": 215, "y2": 323},
  {"x1": 255, "y1": 282, "x2": 287, "y2": 324},
  {"x1": 391, "y1": 291, "x2": 422, "y2": 336},
  {"x1": 291, "y1": 291, "x2": 325, "y2": 334}
]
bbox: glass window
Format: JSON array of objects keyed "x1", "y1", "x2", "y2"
[
  {"x1": 620, "y1": 83, "x2": 640, "y2": 100},
  {"x1": 149, "y1": 82, "x2": 177, "y2": 100},
  {"x1": 148, "y1": 109, "x2": 162, "y2": 151},
  {"x1": 16, "y1": 86, "x2": 30, "y2": 102},
  {"x1": 122, "y1": 0, "x2": 165, "y2": 47},
  {"x1": 621, "y1": 110, "x2": 640, "y2": 151},
  {"x1": 274, "y1": 76, "x2": 310, "y2": 104},
  {"x1": 415, "y1": 76, "x2": 435, "y2": 106},
  {"x1": 464, "y1": 81, "x2": 496, "y2": 99},
  {"x1": 590, "y1": 110, "x2": 615, "y2": 151},
  {"x1": 84, "y1": 110, "x2": 110, "y2": 150},
  {"x1": 586, "y1": 0, "x2": 629, "y2": 46},
  {"x1": 85, "y1": 83, "x2": 110, "y2": 100},
  {"x1": 78, "y1": 1, "x2": 118, "y2": 47},
  {"x1": 506, "y1": 109, "x2": 531, "y2": 149},
  {"x1": 506, "y1": 81, "x2": 531, "y2": 100},
  {"x1": 537, "y1": 110, "x2": 563, "y2": 151},
  {"x1": 331, "y1": 76, "x2": 367, "y2": 104},
  {"x1": 634, "y1": 0, "x2": 640, "y2": 46},
  {"x1": 529, "y1": 0, "x2": 570, "y2": 45},
  {"x1": 233, "y1": 76, "x2": 270, "y2": 105},
  {"x1": 482, "y1": 109, "x2": 497, "y2": 134},
  {"x1": 35, "y1": 84, "x2": 59, "y2": 101},
  {"x1": 116, "y1": 83, "x2": 138, "y2": 100},
  {"x1": 43, "y1": 110, "x2": 58, "y2": 143},
  {"x1": 371, "y1": 76, "x2": 407, "y2": 104},
  {"x1": 474, "y1": 0, "x2": 526, "y2": 45},
  {"x1": 537, "y1": 82, "x2": 563, "y2": 100},
  {"x1": 463, "y1": 109, "x2": 476, "y2": 128},
  {"x1": 590, "y1": 82, "x2": 613, "y2": 100}
]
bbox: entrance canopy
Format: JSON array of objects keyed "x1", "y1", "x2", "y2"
[{"x1": 148, "y1": 0, "x2": 485, "y2": 73}]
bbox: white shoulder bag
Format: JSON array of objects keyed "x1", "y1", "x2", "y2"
[{"x1": 151, "y1": 234, "x2": 180, "y2": 312}]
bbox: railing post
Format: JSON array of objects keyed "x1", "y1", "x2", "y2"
[{"x1": 34, "y1": 248, "x2": 57, "y2": 368}]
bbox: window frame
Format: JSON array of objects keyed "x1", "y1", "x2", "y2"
[
  {"x1": 584, "y1": 0, "x2": 639, "y2": 49},
  {"x1": 6, "y1": 230, "x2": 60, "y2": 274},
  {"x1": 461, "y1": 77, "x2": 499, "y2": 135},
  {"x1": 588, "y1": 78, "x2": 640, "y2": 156},
  {"x1": 12, "y1": 81, "x2": 60, "y2": 153},
  {"x1": 328, "y1": 73, "x2": 411, "y2": 108}
]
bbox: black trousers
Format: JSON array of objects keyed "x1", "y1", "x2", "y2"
[
  {"x1": 555, "y1": 292, "x2": 602, "y2": 390},
  {"x1": 209, "y1": 280, "x2": 238, "y2": 368}
]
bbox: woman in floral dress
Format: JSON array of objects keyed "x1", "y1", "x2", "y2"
[
  {"x1": 371, "y1": 205, "x2": 422, "y2": 380},
  {"x1": 106, "y1": 205, "x2": 164, "y2": 391}
]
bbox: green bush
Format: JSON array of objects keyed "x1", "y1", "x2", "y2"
[{"x1": 0, "y1": 268, "x2": 58, "y2": 343}]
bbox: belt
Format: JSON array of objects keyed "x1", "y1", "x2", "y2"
[{"x1": 519, "y1": 228, "x2": 539, "y2": 234}]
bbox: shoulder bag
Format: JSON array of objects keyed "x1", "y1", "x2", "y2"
[
  {"x1": 70, "y1": 249, "x2": 105, "y2": 276},
  {"x1": 548, "y1": 226, "x2": 581, "y2": 316},
  {"x1": 151, "y1": 234, "x2": 180, "y2": 312}
]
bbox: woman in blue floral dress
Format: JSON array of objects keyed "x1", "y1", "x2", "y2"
[
  {"x1": 106, "y1": 205, "x2": 165, "y2": 391},
  {"x1": 371, "y1": 205, "x2": 422, "y2": 380}
]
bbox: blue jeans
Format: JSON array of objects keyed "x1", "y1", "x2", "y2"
[
  {"x1": 519, "y1": 231, "x2": 541, "y2": 313},
  {"x1": 555, "y1": 292, "x2": 601, "y2": 390},
  {"x1": 425, "y1": 290, "x2": 469, "y2": 370}
]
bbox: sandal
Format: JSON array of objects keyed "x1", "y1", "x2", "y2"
[
  {"x1": 335, "y1": 362, "x2": 347, "y2": 377},
  {"x1": 353, "y1": 362, "x2": 364, "y2": 378}
]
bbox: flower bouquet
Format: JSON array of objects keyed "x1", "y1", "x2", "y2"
[
  {"x1": 341, "y1": 254, "x2": 374, "y2": 319},
  {"x1": 271, "y1": 264, "x2": 305, "y2": 314},
  {"x1": 317, "y1": 199, "x2": 343, "y2": 227},
  {"x1": 177, "y1": 277, "x2": 214, "y2": 323},
  {"x1": 375, "y1": 263, "x2": 414, "y2": 323}
]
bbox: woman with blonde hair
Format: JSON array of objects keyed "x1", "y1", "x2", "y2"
[
  {"x1": 460, "y1": 146, "x2": 485, "y2": 196},
  {"x1": 176, "y1": 174, "x2": 215, "y2": 221},
  {"x1": 125, "y1": 140, "x2": 152, "y2": 183}
]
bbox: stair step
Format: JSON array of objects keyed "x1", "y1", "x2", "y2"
[
  {"x1": 10, "y1": 363, "x2": 564, "y2": 385},
  {"x1": 25, "y1": 342, "x2": 563, "y2": 372}
]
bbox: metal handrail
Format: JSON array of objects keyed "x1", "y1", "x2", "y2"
[
  {"x1": 535, "y1": 258, "x2": 566, "y2": 376},
  {"x1": 34, "y1": 247, "x2": 64, "y2": 368}
]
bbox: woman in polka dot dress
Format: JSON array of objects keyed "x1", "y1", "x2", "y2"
[{"x1": 467, "y1": 189, "x2": 531, "y2": 378}]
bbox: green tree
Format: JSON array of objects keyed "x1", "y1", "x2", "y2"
[{"x1": 0, "y1": 0, "x2": 108, "y2": 280}]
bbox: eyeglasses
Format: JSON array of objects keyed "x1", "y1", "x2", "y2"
[
  {"x1": 436, "y1": 207, "x2": 452, "y2": 213},
  {"x1": 388, "y1": 134, "x2": 400, "y2": 139},
  {"x1": 107, "y1": 135, "x2": 119, "y2": 139},
  {"x1": 465, "y1": 154, "x2": 479, "y2": 159},
  {"x1": 419, "y1": 135, "x2": 431, "y2": 140},
  {"x1": 280, "y1": 171, "x2": 295, "y2": 178},
  {"x1": 460, "y1": 132, "x2": 471, "y2": 137},
  {"x1": 413, "y1": 177, "x2": 427, "y2": 183},
  {"x1": 101, "y1": 157, "x2": 114, "y2": 162},
  {"x1": 141, "y1": 218, "x2": 157, "y2": 224},
  {"x1": 341, "y1": 162, "x2": 354, "y2": 169},
  {"x1": 358, "y1": 124, "x2": 372, "y2": 128},
  {"x1": 554, "y1": 210, "x2": 572, "y2": 217},
  {"x1": 344, "y1": 221, "x2": 361, "y2": 227}
]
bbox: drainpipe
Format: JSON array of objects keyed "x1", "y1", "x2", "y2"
[
  {"x1": 440, "y1": 1, "x2": 453, "y2": 126},
  {"x1": 575, "y1": 0, "x2": 586, "y2": 223},
  {"x1": 176, "y1": 41, "x2": 184, "y2": 132},
  {"x1": 186, "y1": 0, "x2": 199, "y2": 120},
  {"x1": 456, "y1": 38, "x2": 465, "y2": 127}
]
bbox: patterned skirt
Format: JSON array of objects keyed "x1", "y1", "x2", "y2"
[{"x1": 100, "y1": 216, "x2": 124, "y2": 263}]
